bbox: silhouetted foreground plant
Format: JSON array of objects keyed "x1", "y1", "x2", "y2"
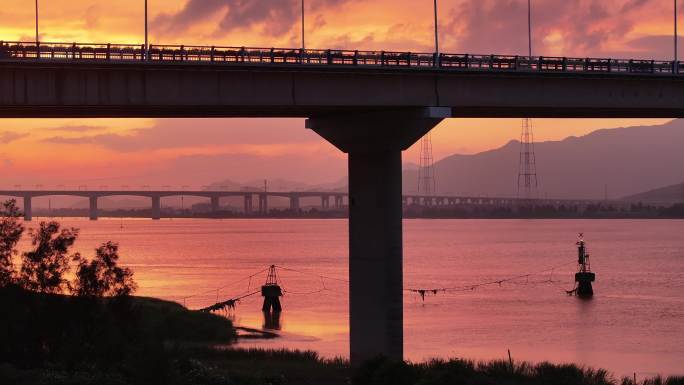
[
  {"x1": 0, "y1": 200, "x2": 23, "y2": 287},
  {"x1": 73, "y1": 241, "x2": 137, "y2": 297},
  {"x1": 0, "y1": 199, "x2": 137, "y2": 298},
  {"x1": 0, "y1": 286, "x2": 236, "y2": 385},
  {"x1": 19, "y1": 220, "x2": 79, "y2": 293}
]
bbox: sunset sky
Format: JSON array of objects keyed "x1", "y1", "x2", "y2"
[{"x1": 0, "y1": 0, "x2": 680, "y2": 187}]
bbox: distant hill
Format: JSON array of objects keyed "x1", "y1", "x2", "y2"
[
  {"x1": 403, "y1": 119, "x2": 684, "y2": 199},
  {"x1": 622, "y1": 182, "x2": 684, "y2": 204}
]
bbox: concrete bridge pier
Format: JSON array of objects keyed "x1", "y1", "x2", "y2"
[
  {"x1": 258, "y1": 193, "x2": 268, "y2": 214},
  {"x1": 289, "y1": 195, "x2": 300, "y2": 212},
  {"x1": 243, "y1": 194, "x2": 253, "y2": 214},
  {"x1": 334, "y1": 195, "x2": 344, "y2": 209},
  {"x1": 307, "y1": 107, "x2": 447, "y2": 365},
  {"x1": 89, "y1": 196, "x2": 98, "y2": 220},
  {"x1": 151, "y1": 196, "x2": 161, "y2": 220},
  {"x1": 23, "y1": 196, "x2": 32, "y2": 221},
  {"x1": 211, "y1": 196, "x2": 220, "y2": 213},
  {"x1": 321, "y1": 195, "x2": 330, "y2": 209}
]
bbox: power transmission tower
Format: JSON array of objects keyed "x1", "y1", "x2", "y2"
[
  {"x1": 517, "y1": 118, "x2": 539, "y2": 198},
  {"x1": 518, "y1": 1, "x2": 539, "y2": 200},
  {"x1": 418, "y1": 132, "x2": 437, "y2": 195}
]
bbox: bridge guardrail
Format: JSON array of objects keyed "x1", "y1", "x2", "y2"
[{"x1": 0, "y1": 41, "x2": 681, "y2": 76}]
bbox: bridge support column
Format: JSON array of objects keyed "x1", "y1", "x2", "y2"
[
  {"x1": 89, "y1": 196, "x2": 98, "y2": 220},
  {"x1": 258, "y1": 194, "x2": 268, "y2": 214},
  {"x1": 321, "y1": 195, "x2": 330, "y2": 209},
  {"x1": 243, "y1": 194, "x2": 252, "y2": 214},
  {"x1": 289, "y1": 195, "x2": 300, "y2": 212},
  {"x1": 211, "y1": 196, "x2": 220, "y2": 213},
  {"x1": 23, "y1": 196, "x2": 32, "y2": 221},
  {"x1": 334, "y1": 195, "x2": 343, "y2": 209},
  {"x1": 307, "y1": 107, "x2": 447, "y2": 365},
  {"x1": 151, "y1": 196, "x2": 161, "y2": 220}
]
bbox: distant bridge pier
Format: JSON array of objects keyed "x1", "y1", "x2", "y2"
[
  {"x1": 258, "y1": 193, "x2": 268, "y2": 214},
  {"x1": 307, "y1": 107, "x2": 447, "y2": 365},
  {"x1": 23, "y1": 196, "x2": 32, "y2": 221},
  {"x1": 321, "y1": 195, "x2": 330, "y2": 209},
  {"x1": 89, "y1": 196, "x2": 98, "y2": 220},
  {"x1": 334, "y1": 195, "x2": 344, "y2": 209},
  {"x1": 151, "y1": 196, "x2": 161, "y2": 220},
  {"x1": 211, "y1": 196, "x2": 220, "y2": 213},
  {"x1": 243, "y1": 194, "x2": 253, "y2": 214},
  {"x1": 289, "y1": 195, "x2": 300, "y2": 212}
]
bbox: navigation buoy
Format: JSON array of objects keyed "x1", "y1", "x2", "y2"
[
  {"x1": 573, "y1": 233, "x2": 595, "y2": 298},
  {"x1": 261, "y1": 265, "x2": 283, "y2": 312}
]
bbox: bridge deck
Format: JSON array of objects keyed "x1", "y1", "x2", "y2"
[{"x1": 1, "y1": 41, "x2": 682, "y2": 76}]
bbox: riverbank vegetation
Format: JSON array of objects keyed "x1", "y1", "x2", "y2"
[{"x1": 1, "y1": 198, "x2": 238, "y2": 384}]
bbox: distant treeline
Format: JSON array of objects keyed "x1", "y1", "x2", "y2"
[
  {"x1": 33, "y1": 203, "x2": 684, "y2": 219},
  {"x1": 406, "y1": 203, "x2": 684, "y2": 219}
]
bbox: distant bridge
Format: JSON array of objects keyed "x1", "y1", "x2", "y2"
[{"x1": 0, "y1": 189, "x2": 618, "y2": 221}]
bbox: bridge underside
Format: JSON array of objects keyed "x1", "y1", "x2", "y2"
[
  {"x1": 4, "y1": 105, "x2": 684, "y2": 119},
  {"x1": 2, "y1": 61, "x2": 684, "y2": 118}
]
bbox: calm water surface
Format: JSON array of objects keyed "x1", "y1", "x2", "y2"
[{"x1": 18, "y1": 219, "x2": 684, "y2": 377}]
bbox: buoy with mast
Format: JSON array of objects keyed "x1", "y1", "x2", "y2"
[{"x1": 568, "y1": 233, "x2": 595, "y2": 298}]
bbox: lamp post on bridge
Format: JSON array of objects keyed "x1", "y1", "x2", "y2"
[
  {"x1": 676, "y1": 0, "x2": 679, "y2": 73},
  {"x1": 433, "y1": 0, "x2": 439, "y2": 67},
  {"x1": 527, "y1": 0, "x2": 532, "y2": 56},
  {"x1": 35, "y1": 0, "x2": 39, "y2": 45},
  {"x1": 301, "y1": 0, "x2": 305, "y2": 51},
  {"x1": 145, "y1": 0, "x2": 149, "y2": 60}
]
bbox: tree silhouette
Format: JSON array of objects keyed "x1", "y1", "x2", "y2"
[
  {"x1": 73, "y1": 241, "x2": 137, "y2": 297},
  {"x1": 19, "y1": 221, "x2": 79, "y2": 294},
  {"x1": 0, "y1": 200, "x2": 24, "y2": 287}
]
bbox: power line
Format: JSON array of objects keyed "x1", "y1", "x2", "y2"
[
  {"x1": 274, "y1": 265, "x2": 349, "y2": 283},
  {"x1": 175, "y1": 266, "x2": 270, "y2": 302},
  {"x1": 406, "y1": 261, "x2": 576, "y2": 300},
  {"x1": 180, "y1": 260, "x2": 578, "y2": 310}
]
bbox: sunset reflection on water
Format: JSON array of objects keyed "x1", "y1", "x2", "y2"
[{"x1": 16, "y1": 218, "x2": 684, "y2": 376}]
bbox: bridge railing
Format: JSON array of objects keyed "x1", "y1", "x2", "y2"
[
  {"x1": 147, "y1": 45, "x2": 439, "y2": 67},
  {"x1": 0, "y1": 41, "x2": 147, "y2": 61},
  {"x1": 1, "y1": 41, "x2": 681, "y2": 75}
]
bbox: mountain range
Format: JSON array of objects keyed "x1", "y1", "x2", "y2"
[
  {"x1": 623, "y1": 182, "x2": 684, "y2": 204},
  {"x1": 403, "y1": 119, "x2": 684, "y2": 199}
]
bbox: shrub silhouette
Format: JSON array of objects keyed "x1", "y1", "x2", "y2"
[
  {"x1": 73, "y1": 242, "x2": 137, "y2": 297},
  {"x1": 19, "y1": 221, "x2": 79, "y2": 293},
  {"x1": 0, "y1": 200, "x2": 23, "y2": 287}
]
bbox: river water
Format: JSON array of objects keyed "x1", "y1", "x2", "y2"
[{"x1": 16, "y1": 218, "x2": 684, "y2": 377}]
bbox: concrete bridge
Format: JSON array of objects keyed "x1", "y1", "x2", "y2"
[
  {"x1": 0, "y1": 189, "x2": 348, "y2": 220},
  {"x1": 0, "y1": 189, "x2": 619, "y2": 221},
  {"x1": 2, "y1": 41, "x2": 683, "y2": 365}
]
